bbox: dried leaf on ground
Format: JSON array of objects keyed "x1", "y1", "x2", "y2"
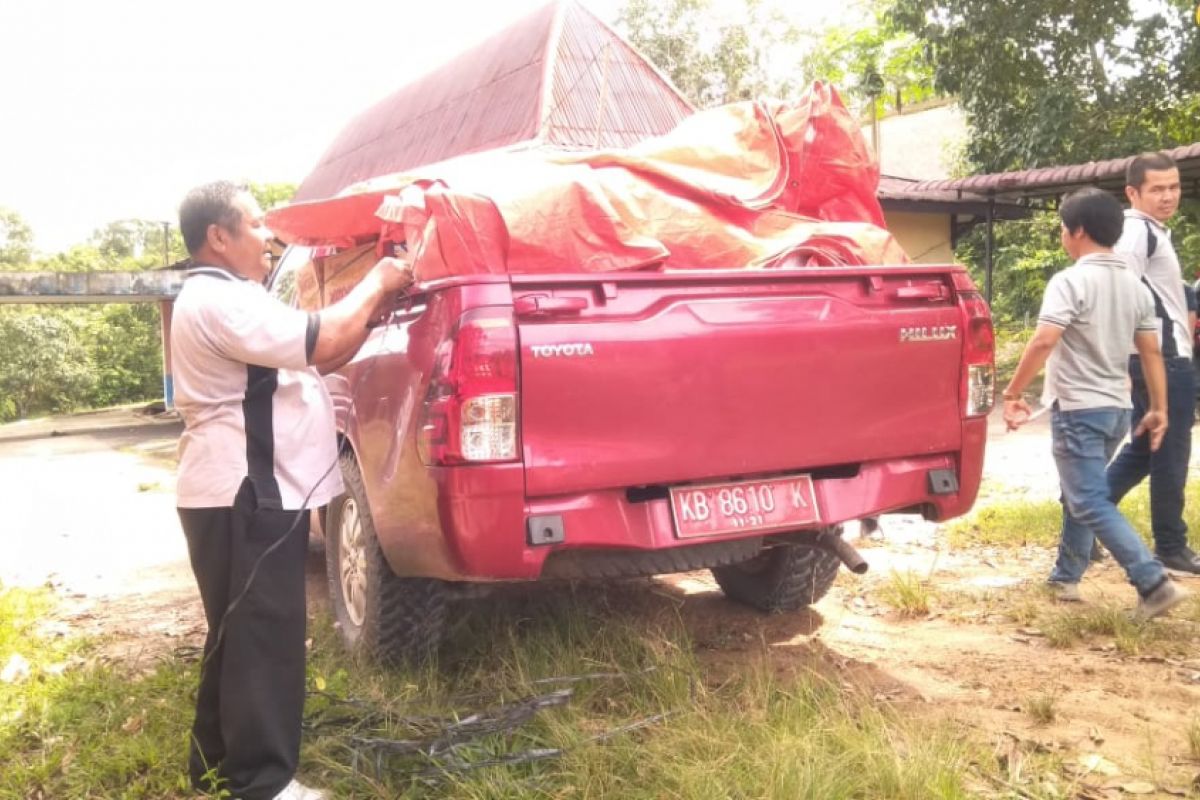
[{"x1": 1077, "y1": 752, "x2": 1122, "y2": 777}]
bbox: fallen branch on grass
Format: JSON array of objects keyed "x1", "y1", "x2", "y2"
[
  {"x1": 409, "y1": 709, "x2": 679, "y2": 781},
  {"x1": 307, "y1": 668, "x2": 686, "y2": 782}
]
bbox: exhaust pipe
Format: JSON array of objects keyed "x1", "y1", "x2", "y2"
[{"x1": 816, "y1": 528, "x2": 869, "y2": 574}]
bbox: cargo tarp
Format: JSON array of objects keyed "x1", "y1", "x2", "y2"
[{"x1": 266, "y1": 83, "x2": 909, "y2": 282}]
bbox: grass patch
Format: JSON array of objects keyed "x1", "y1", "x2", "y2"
[
  {"x1": 1187, "y1": 717, "x2": 1200, "y2": 762},
  {"x1": 1188, "y1": 717, "x2": 1200, "y2": 762},
  {"x1": 944, "y1": 498, "x2": 1062, "y2": 549},
  {"x1": 1041, "y1": 604, "x2": 1180, "y2": 662},
  {"x1": 1039, "y1": 603, "x2": 1150, "y2": 651},
  {"x1": 946, "y1": 480, "x2": 1200, "y2": 552},
  {"x1": 878, "y1": 570, "x2": 936, "y2": 617},
  {"x1": 0, "y1": 585, "x2": 196, "y2": 798},
  {"x1": 992, "y1": 586, "x2": 1200, "y2": 658},
  {"x1": 0, "y1": 581, "x2": 1016, "y2": 799},
  {"x1": 1024, "y1": 693, "x2": 1057, "y2": 726},
  {"x1": 303, "y1": 586, "x2": 982, "y2": 798}
]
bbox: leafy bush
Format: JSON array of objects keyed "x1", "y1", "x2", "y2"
[
  {"x1": 0, "y1": 304, "x2": 162, "y2": 422},
  {"x1": 83, "y1": 304, "x2": 162, "y2": 409},
  {"x1": 0, "y1": 308, "x2": 96, "y2": 420}
]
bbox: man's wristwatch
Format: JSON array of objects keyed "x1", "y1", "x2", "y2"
[{"x1": 1002, "y1": 391, "x2": 1022, "y2": 401}]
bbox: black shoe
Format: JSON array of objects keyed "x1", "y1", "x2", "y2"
[
  {"x1": 1156, "y1": 546, "x2": 1200, "y2": 576},
  {"x1": 1090, "y1": 541, "x2": 1107, "y2": 562}
]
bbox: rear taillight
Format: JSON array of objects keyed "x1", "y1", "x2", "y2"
[
  {"x1": 418, "y1": 308, "x2": 519, "y2": 465},
  {"x1": 958, "y1": 289, "x2": 995, "y2": 417}
]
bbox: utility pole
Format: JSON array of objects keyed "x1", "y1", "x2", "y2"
[{"x1": 157, "y1": 219, "x2": 174, "y2": 411}]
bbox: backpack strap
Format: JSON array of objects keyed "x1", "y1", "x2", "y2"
[
  {"x1": 1139, "y1": 220, "x2": 1181, "y2": 357},
  {"x1": 1141, "y1": 276, "x2": 1179, "y2": 358}
]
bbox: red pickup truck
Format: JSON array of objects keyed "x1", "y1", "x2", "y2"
[{"x1": 270, "y1": 250, "x2": 994, "y2": 663}]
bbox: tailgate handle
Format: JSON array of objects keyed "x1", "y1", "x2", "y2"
[
  {"x1": 514, "y1": 295, "x2": 589, "y2": 316},
  {"x1": 893, "y1": 284, "x2": 948, "y2": 300}
]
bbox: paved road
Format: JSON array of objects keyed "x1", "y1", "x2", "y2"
[{"x1": 1, "y1": 407, "x2": 190, "y2": 596}]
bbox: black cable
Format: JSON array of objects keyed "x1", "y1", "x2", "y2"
[{"x1": 200, "y1": 451, "x2": 342, "y2": 668}]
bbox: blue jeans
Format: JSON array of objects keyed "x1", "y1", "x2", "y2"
[
  {"x1": 1049, "y1": 407, "x2": 1166, "y2": 595},
  {"x1": 1106, "y1": 356, "x2": 1195, "y2": 556}
]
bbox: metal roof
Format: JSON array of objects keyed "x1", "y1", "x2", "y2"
[
  {"x1": 910, "y1": 142, "x2": 1200, "y2": 201},
  {"x1": 540, "y1": 4, "x2": 693, "y2": 148},
  {"x1": 291, "y1": 0, "x2": 1014, "y2": 218},
  {"x1": 878, "y1": 176, "x2": 1026, "y2": 219},
  {"x1": 294, "y1": 1, "x2": 694, "y2": 202}
]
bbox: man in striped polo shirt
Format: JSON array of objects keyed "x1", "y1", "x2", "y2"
[
  {"x1": 1107, "y1": 152, "x2": 1200, "y2": 576},
  {"x1": 172, "y1": 181, "x2": 412, "y2": 800}
]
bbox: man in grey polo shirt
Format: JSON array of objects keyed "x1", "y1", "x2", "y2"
[
  {"x1": 1105, "y1": 152, "x2": 1200, "y2": 576},
  {"x1": 1003, "y1": 187, "x2": 1188, "y2": 619},
  {"x1": 173, "y1": 181, "x2": 413, "y2": 800}
]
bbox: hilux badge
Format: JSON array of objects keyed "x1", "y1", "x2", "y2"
[{"x1": 899, "y1": 325, "x2": 957, "y2": 342}]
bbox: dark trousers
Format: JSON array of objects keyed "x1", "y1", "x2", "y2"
[
  {"x1": 1107, "y1": 355, "x2": 1195, "y2": 556},
  {"x1": 178, "y1": 479, "x2": 310, "y2": 800}
]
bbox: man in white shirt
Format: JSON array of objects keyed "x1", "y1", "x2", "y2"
[
  {"x1": 1105, "y1": 153, "x2": 1200, "y2": 576},
  {"x1": 173, "y1": 181, "x2": 413, "y2": 800}
]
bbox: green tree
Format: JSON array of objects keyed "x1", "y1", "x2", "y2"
[
  {"x1": 616, "y1": 0, "x2": 803, "y2": 106},
  {"x1": 83, "y1": 304, "x2": 162, "y2": 408},
  {"x1": 889, "y1": 0, "x2": 1200, "y2": 322},
  {"x1": 890, "y1": 0, "x2": 1200, "y2": 173},
  {"x1": 21, "y1": 222, "x2": 184, "y2": 274},
  {"x1": 248, "y1": 182, "x2": 298, "y2": 211},
  {"x1": 0, "y1": 185, "x2": 292, "y2": 419},
  {"x1": 34, "y1": 244, "x2": 107, "y2": 273},
  {"x1": 802, "y1": 1, "x2": 935, "y2": 117},
  {"x1": 0, "y1": 208, "x2": 34, "y2": 268},
  {"x1": 956, "y1": 213, "x2": 1069, "y2": 325},
  {"x1": 87, "y1": 220, "x2": 186, "y2": 271},
  {"x1": 0, "y1": 309, "x2": 95, "y2": 420}
]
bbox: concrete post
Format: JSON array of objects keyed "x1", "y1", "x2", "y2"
[{"x1": 159, "y1": 299, "x2": 175, "y2": 410}]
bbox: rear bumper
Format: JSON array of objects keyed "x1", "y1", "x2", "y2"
[{"x1": 422, "y1": 418, "x2": 987, "y2": 580}]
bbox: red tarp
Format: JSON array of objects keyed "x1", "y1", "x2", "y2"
[{"x1": 267, "y1": 83, "x2": 909, "y2": 281}]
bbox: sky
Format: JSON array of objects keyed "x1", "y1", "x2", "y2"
[{"x1": 0, "y1": 0, "x2": 844, "y2": 255}]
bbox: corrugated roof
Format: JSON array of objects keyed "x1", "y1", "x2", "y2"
[
  {"x1": 911, "y1": 142, "x2": 1200, "y2": 200},
  {"x1": 878, "y1": 176, "x2": 1026, "y2": 218},
  {"x1": 541, "y1": 5, "x2": 694, "y2": 148},
  {"x1": 291, "y1": 0, "x2": 1014, "y2": 217},
  {"x1": 294, "y1": 1, "x2": 695, "y2": 202}
]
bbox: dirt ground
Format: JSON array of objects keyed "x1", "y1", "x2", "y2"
[{"x1": 3, "y1": 405, "x2": 1199, "y2": 797}]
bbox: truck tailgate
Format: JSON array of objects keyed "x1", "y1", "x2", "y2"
[{"x1": 514, "y1": 268, "x2": 965, "y2": 498}]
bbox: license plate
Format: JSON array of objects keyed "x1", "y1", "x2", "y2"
[{"x1": 669, "y1": 475, "x2": 819, "y2": 539}]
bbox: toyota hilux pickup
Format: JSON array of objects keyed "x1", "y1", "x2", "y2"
[{"x1": 268, "y1": 249, "x2": 994, "y2": 663}]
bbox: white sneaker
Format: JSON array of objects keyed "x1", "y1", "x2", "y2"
[
  {"x1": 272, "y1": 779, "x2": 328, "y2": 800},
  {"x1": 1133, "y1": 580, "x2": 1191, "y2": 622},
  {"x1": 1046, "y1": 581, "x2": 1082, "y2": 602}
]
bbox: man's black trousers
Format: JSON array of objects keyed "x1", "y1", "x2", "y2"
[
  {"x1": 178, "y1": 479, "x2": 310, "y2": 800},
  {"x1": 1107, "y1": 355, "x2": 1195, "y2": 556}
]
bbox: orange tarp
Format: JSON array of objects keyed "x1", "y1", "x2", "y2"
[{"x1": 267, "y1": 83, "x2": 909, "y2": 281}]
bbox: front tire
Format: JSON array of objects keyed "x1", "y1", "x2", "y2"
[
  {"x1": 325, "y1": 451, "x2": 447, "y2": 665},
  {"x1": 711, "y1": 527, "x2": 843, "y2": 612}
]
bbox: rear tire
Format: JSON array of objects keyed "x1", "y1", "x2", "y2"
[
  {"x1": 711, "y1": 527, "x2": 843, "y2": 612},
  {"x1": 325, "y1": 451, "x2": 447, "y2": 665}
]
